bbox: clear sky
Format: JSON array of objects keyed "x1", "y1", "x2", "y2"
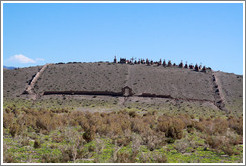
[{"x1": 3, "y1": 2, "x2": 244, "y2": 75}]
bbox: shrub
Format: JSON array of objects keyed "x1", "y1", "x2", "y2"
[
  {"x1": 34, "y1": 139, "x2": 41, "y2": 148},
  {"x1": 3, "y1": 111, "x2": 14, "y2": 129},
  {"x1": 3, "y1": 142, "x2": 17, "y2": 163},
  {"x1": 116, "y1": 151, "x2": 137, "y2": 163},
  {"x1": 157, "y1": 116, "x2": 185, "y2": 139},
  {"x1": 221, "y1": 145, "x2": 234, "y2": 156},
  {"x1": 9, "y1": 123, "x2": 20, "y2": 137},
  {"x1": 3, "y1": 152, "x2": 17, "y2": 163},
  {"x1": 141, "y1": 130, "x2": 165, "y2": 151},
  {"x1": 52, "y1": 134, "x2": 65, "y2": 143},
  {"x1": 35, "y1": 112, "x2": 59, "y2": 132},
  {"x1": 119, "y1": 118, "x2": 131, "y2": 132},
  {"x1": 199, "y1": 117, "x2": 204, "y2": 122},
  {"x1": 151, "y1": 152, "x2": 167, "y2": 163},
  {"x1": 187, "y1": 126, "x2": 194, "y2": 133},
  {"x1": 194, "y1": 117, "x2": 229, "y2": 135},
  {"x1": 83, "y1": 126, "x2": 96, "y2": 142},
  {"x1": 42, "y1": 153, "x2": 62, "y2": 163},
  {"x1": 228, "y1": 117, "x2": 243, "y2": 135},
  {"x1": 174, "y1": 138, "x2": 190, "y2": 153},
  {"x1": 129, "y1": 111, "x2": 137, "y2": 118},
  {"x1": 205, "y1": 136, "x2": 222, "y2": 149},
  {"x1": 60, "y1": 148, "x2": 73, "y2": 162},
  {"x1": 139, "y1": 152, "x2": 167, "y2": 163},
  {"x1": 113, "y1": 136, "x2": 131, "y2": 147},
  {"x1": 131, "y1": 118, "x2": 146, "y2": 134},
  {"x1": 226, "y1": 129, "x2": 242, "y2": 145},
  {"x1": 213, "y1": 118, "x2": 228, "y2": 134},
  {"x1": 21, "y1": 138, "x2": 29, "y2": 146}
]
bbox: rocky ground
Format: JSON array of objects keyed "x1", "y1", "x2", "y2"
[{"x1": 3, "y1": 62, "x2": 243, "y2": 115}]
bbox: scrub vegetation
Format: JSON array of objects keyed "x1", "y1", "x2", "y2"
[{"x1": 3, "y1": 102, "x2": 243, "y2": 163}]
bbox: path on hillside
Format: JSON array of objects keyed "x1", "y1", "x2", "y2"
[
  {"x1": 24, "y1": 63, "x2": 52, "y2": 99},
  {"x1": 124, "y1": 64, "x2": 131, "y2": 87},
  {"x1": 211, "y1": 72, "x2": 228, "y2": 112},
  {"x1": 117, "y1": 97, "x2": 126, "y2": 106},
  {"x1": 117, "y1": 65, "x2": 131, "y2": 105}
]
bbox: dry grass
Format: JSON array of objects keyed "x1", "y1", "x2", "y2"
[{"x1": 3, "y1": 105, "x2": 243, "y2": 159}]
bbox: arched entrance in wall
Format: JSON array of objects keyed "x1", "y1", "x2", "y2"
[{"x1": 122, "y1": 86, "x2": 133, "y2": 97}]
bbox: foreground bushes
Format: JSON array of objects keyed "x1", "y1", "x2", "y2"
[{"x1": 3, "y1": 105, "x2": 243, "y2": 162}]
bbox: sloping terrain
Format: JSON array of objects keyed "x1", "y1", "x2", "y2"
[
  {"x1": 3, "y1": 66, "x2": 41, "y2": 98},
  {"x1": 3, "y1": 62, "x2": 243, "y2": 114},
  {"x1": 126, "y1": 65, "x2": 214, "y2": 101},
  {"x1": 213, "y1": 72, "x2": 243, "y2": 114},
  {"x1": 34, "y1": 63, "x2": 128, "y2": 94}
]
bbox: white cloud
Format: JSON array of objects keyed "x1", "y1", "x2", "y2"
[{"x1": 9, "y1": 54, "x2": 44, "y2": 64}]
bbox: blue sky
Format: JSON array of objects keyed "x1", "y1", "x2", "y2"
[{"x1": 3, "y1": 3, "x2": 244, "y2": 75}]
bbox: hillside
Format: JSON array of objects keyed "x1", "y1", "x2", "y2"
[
  {"x1": 3, "y1": 62, "x2": 243, "y2": 115},
  {"x1": 3, "y1": 66, "x2": 42, "y2": 98},
  {"x1": 34, "y1": 63, "x2": 128, "y2": 94}
]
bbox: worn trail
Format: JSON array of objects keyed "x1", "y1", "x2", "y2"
[
  {"x1": 211, "y1": 72, "x2": 228, "y2": 112},
  {"x1": 23, "y1": 63, "x2": 52, "y2": 99}
]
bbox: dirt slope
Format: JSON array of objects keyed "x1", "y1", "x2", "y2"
[
  {"x1": 3, "y1": 62, "x2": 243, "y2": 114},
  {"x1": 34, "y1": 63, "x2": 128, "y2": 93},
  {"x1": 3, "y1": 66, "x2": 41, "y2": 98},
  {"x1": 213, "y1": 72, "x2": 243, "y2": 114},
  {"x1": 126, "y1": 64, "x2": 214, "y2": 101}
]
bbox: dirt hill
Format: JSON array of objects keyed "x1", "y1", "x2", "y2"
[
  {"x1": 3, "y1": 66, "x2": 41, "y2": 98},
  {"x1": 3, "y1": 62, "x2": 243, "y2": 115}
]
